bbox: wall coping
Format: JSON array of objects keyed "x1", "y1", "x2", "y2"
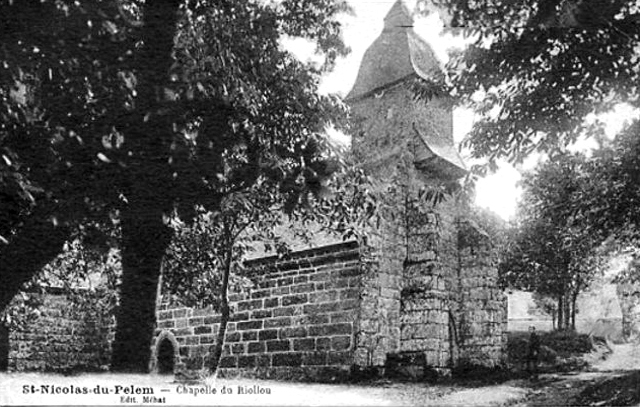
[{"x1": 244, "y1": 240, "x2": 359, "y2": 270}]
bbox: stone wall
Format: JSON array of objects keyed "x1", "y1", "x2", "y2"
[
  {"x1": 616, "y1": 282, "x2": 640, "y2": 342},
  {"x1": 399, "y1": 201, "x2": 451, "y2": 376},
  {"x1": 152, "y1": 241, "x2": 364, "y2": 381},
  {"x1": 5, "y1": 214, "x2": 505, "y2": 380},
  {"x1": 6, "y1": 288, "x2": 113, "y2": 372},
  {"x1": 347, "y1": 81, "x2": 507, "y2": 378},
  {"x1": 451, "y1": 219, "x2": 507, "y2": 369}
]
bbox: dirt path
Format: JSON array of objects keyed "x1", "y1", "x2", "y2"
[
  {"x1": 1, "y1": 344, "x2": 638, "y2": 406},
  {"x1": 510, "y1": 343, "x2": 640, "y2": 407},
  {"x1": 591, "y1": 343, "x2": 640, "y2": 372}
]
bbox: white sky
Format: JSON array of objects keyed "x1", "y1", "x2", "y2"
[{"x1": 284, "y1": 0, "x2": 640, "y2": 221}]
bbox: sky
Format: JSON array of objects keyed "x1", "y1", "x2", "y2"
[{"x1": 284, "y1": 0, "x2": 639, "y2": 221}]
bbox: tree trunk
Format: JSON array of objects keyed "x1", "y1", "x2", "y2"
[
  {"x1": 571, "y1": 289, "x2": 579, "y2": 330},
  {"x1": 564, "y1": 293, "x2": 571, "y2": 330},
  {"x1": 208, "y1": 233, "x2": 233, "y2": 375},
  {"x1": 110, "y1": 205, "x2": 172, "y2": 372},
  {"x1": 109, "y1": 0, "x2": 181, "y2": 372},
  {"x1": 557, "y1": 295, "x2": 564, "y2": 330},
  {"x1": 0, "y1": 204, "x2": 69, "y2": 311}
]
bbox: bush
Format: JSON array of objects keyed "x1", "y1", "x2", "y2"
[
  {"x1": 541, "y1": 330, "x2": 592, "y2": 356},
  {"x1": 507, "y1": 330, "x2": 593, "y2": 370}
]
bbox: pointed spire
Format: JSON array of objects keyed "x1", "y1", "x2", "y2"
[
  {"x1": 383, "y1": 0, "x2": 413, "y2": 30},
  {"x1": 345, "y1": 0, "x2": 442, "y2": 101}
]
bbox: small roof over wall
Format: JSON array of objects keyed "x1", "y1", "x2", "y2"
[
  {"x1": 413, "y1": 121, "x2": 467, "y2": 179},
  {"x1": 345, "y1": 0, "x2": 442, "y2": 102}
]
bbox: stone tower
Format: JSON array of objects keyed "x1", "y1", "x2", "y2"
[
  {"x1": 346, "y1": 0, "x2": 465, "y2": 184},
  {"x1": 346, "y1": 0, "x2": 506, "y2": 377}
]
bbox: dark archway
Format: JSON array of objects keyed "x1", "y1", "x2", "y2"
[
  {"x1": 157, "y1": 338, "x2": 175, "y2": 374},
  {"x1": 0, "y1": 324, "x2": 9, "y2": 371}
]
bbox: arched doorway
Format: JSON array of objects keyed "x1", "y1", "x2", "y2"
[{"x1": 156, "y1": 338, "x2": 175, "y2": 374}]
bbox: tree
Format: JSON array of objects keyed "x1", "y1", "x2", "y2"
[
  {"x1": 0, "y1": 0, "x2": 350, "y2": 372},
  {"x1": 430, "y1": 0, "x2": 640, "y2": 167},
  {"x1": 162, "y1": 184, "x2": 291, "y2": 375},
  {"x1": 531, "y1": 293, "x2": 559, "y2": 330},
  {"x1": 162, "y1": 152, "x2": 376, "y2": 374},
  {"x1": 410, "y1": 0, "x2": 640, "y2": 326},
  {"x1": 499, "y1": 153, "x2": 604, "y2": 330}
]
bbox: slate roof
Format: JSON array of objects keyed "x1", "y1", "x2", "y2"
[
  {"x1": 413, "y1": 121, "x2": 467, "y2": 179},
  {"x1": 345, "y1": 0, "x2": 443, "y2": 101}
]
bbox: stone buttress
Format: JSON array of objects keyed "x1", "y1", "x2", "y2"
[{"x1": 346, "y1": 0, "x2": 506, "y2": 377}]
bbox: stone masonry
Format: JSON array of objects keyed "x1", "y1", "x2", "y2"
[
  {"x1": 344, "y1": 0, "x2": 507, "y2": 377},
  {"x1": 152, "y1": 242, "x2": 364, "y2": 381},
  {"x1": 4, "y1": 288, "x2": 113, "y2": 372},
  {"x1": 5, "y1": 0, "x2": 507, "y2": 380}
]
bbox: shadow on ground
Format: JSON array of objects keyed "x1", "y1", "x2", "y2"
[{"x1": 572, "y1": 370, "x2": 640, "y2": 406}]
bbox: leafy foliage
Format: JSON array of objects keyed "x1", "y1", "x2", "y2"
[
  {"x1": 428, "y1": 0, "x2": 640, "y2": 168},
  {"x1": 162, "y1": 150, "x2": 380, "y2": 308},
  {"x1": 0, "y1": 0, "x2": 352, "y2": 371},
  {"x1": 0, "y1": 0, "x2": 351, "y2": 238},
  {"x1": 499, "y1": 153, "x2": 605, "y2": 327},
  {"x1": 1, "y1": 232, "x2": 119, "y2": 332}
]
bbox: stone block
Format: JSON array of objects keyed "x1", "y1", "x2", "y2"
[
  {"x1": 302, "y1": 352, "x2": 326, "y2": 366},
  {"x1": 200, "y1": 335, "x2": 215, "y2": 344},
  {"x1": 327, "y1": 351, "x2": 351, "y2": 365},
  {"x1": 258, "y1": 329, "x2": 278, "y2": 341},
  {"x1": 293, "y1": 276, "x2": 309, "y2": 284},
  {"x1": 173, "y1": 327, "x2": 193, "y2": 337},
  {"x1": 250, "y1": 289, "x2": 271, "y2": 299},
  {"x1": 219, "y1": 356, "x2": 238, "y2": 368},
  {"x1": 330, "y1": 312, "x2": 355, "y2": 323},
  {"x1": 158, "y1": 310, "x2": 173, "y2": 320},
  {"x1": 248, "y1": 342, "x2": 266, "y2": 354},
  {"x1": 237, "y1": 320, "x2": 263, "y2": 331},
  {"x1": 251, "y1": 309, "x2": 272, "y2": 319},
  {"x1": 272, "y1": 352, "x2": 302, "y2": 367},
  {"x1": 331, "y1": 336, "x2": 351, "y2": 351},
  {"x1": 264, "y1": 317, "x2": 292, "y2": 329},
  {"x1": 291, "y1": 283, "x2": 315, "y2": 294},
  {"x1": 230, "y1": 312, "x2": 249, "y2": 322},
  {"x1": 158, "y1": 320, "x2": 175, "y2": 329},
  {"x1": 304, "y1": 303, "x2": 339, "y2": 314},
  {"x1": 266, "y1": 340, "x2": 290, "y2": 352},
  {"x1": 264, "y1": 298, "x2": 279, "y2": 308},
  {"x1": 293, "y1": 338, "x2": 316, "y2": 351},
  {"x1": 282, "y1": 294, "x2": 308, "y2": 306},
  {"x1": 277, "y1": 277, "x2": 294, "y2": 287},
  {"x1": 324, "y1": 278, "x2": 350, "y2": 290},
  {"x1": 308, "y1": 323, "x2": 352, "y2": 337},
  {"x1": 242, "y1": 331, "x2": 258, "y2": 341},
  {"x1": 272, "y1": 286, "x2": 290, "y2": 296},
  {"x1": 194, "y1": 326, "x2": 212, "y2": 335},
  {"x1": 203, "y1": 315, "x2": 221, "y2": 324},
  {"x1": 237, "y1": 299, "x2": 263, "y2": 312},
  {"x1": 316, "y1": 337, "x2": 331, "y2": 351},
  {"x1": 238, "y1": 355, "x2": 257, "y2": 368},
  {"x1": 310, "y1": 291, "x2": 338, "y2": 303},
  {"x1": 280, "y1": 326, "x2": 307, "y2": 339}
]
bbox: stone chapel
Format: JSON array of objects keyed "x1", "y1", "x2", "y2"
[
  {"x1": 149, "y1": 0, "x2": 507, "y2": 380},
  {"x1": 4, "y1": 0, "x2": 508, "y2": 380}
]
